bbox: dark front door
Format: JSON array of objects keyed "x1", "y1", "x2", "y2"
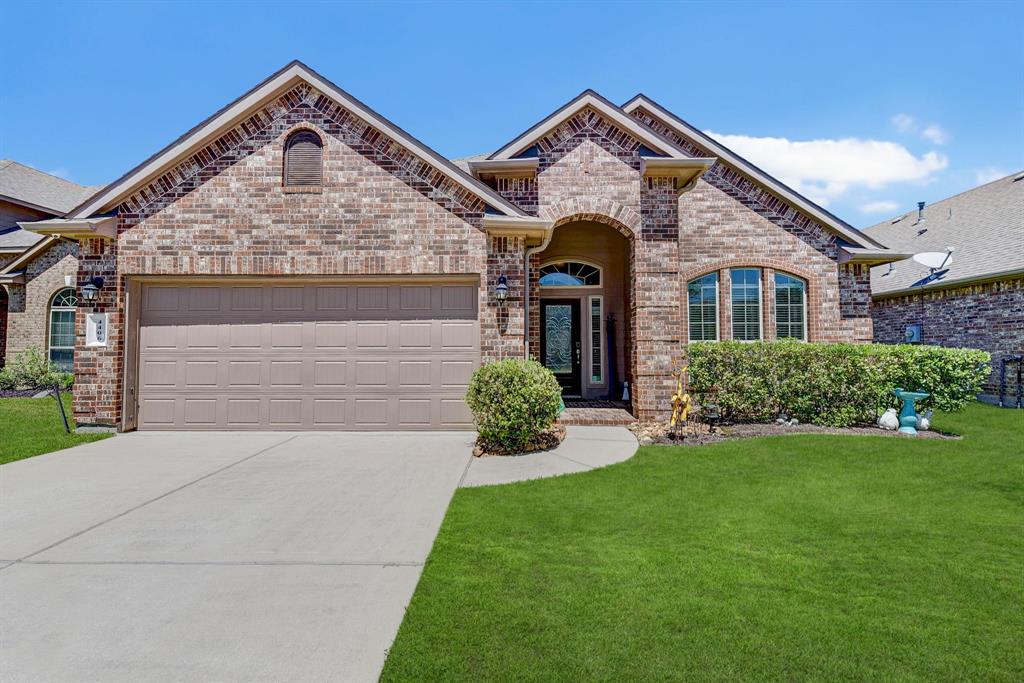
[{"x1": 541, "y1": 299, "x2": 581, "y2": 396}]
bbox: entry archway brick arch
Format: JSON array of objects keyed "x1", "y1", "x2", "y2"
[{"x1": 541, "y1": 197, "x2": 641, "y2": 240}]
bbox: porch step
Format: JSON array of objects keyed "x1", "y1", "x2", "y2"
[{"x1": 558, "y1": 406, "x2": 636, "y2": 426}]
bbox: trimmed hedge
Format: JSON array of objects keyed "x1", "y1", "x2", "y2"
[
  {"x1": 465, "y1": 359, "x2": 563, "y2": 452},
  {"x1": 687, "y1": 341, "x2": 990, "y2": 427}
]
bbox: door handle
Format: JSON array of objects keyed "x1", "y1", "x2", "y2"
[{"x1": 575, "y1": 342, "x2": 581, "y2": 364}]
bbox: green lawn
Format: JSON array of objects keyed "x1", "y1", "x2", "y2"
[
  {"x1": 0, "y1": 395, "x2": 112, "y2": 465},
  {"x1": 383, "y1": 403, "x2": 1023, "y2": 682}
]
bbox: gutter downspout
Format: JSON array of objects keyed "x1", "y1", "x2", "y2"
[{"x1": 523, "y1": 229, "x2": 555, "y2": 359}]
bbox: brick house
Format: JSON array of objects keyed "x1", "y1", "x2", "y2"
[
  {"x1": 0, "y1": 161, "x2": 99, "y2": 370},
  {"x1": 22, "y1": 61, "x2": 904, "y2": 431},
  {"x1": 867, "y1": 172, "x2": 1024, "y2": 395}
]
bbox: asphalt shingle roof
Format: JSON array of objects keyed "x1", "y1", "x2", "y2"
[
  {"x1": 866, "y1": 172, "x2": 1024, "y2": 295},
  {"x1": 0, "y1": 225, "x2": 45, "y2": 250},
  {"x1": 0, "y1": 160, "x2": 102, "y2": 215}
]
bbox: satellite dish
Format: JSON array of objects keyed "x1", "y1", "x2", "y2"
[{"x1": 912, "y1": 248, "x2": 954, "y2": 271}]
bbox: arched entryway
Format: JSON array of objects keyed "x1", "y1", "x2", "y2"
[{"x1": 531, "y1": 219, "x2": 632, "y2": 401}]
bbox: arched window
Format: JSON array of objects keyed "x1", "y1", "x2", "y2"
[
  {"x1": 730, "y1": 268, "x2": 762, "y2": 341},
  {"x1": 49, "y1": 287, "x2": 77, "y2": 371},
  {"x1": 283, "y1": 130, "x2": 323, "y2": 187},
  {"x1": 539, "y1": 261, "x2": 601, "y2": 287},
  {"x1": 775, "y1": 273, "x2": 807, "y2": 340},
  {"x1": 687, "y1": 273, "x2": 719, "y2": 341}
]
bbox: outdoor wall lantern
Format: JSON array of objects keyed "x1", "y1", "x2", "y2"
[
  {"x1": 494, "y1": 275, "x2": 509, "y2": 303},
  {"x1": 81, "y1": 276, "x2": 105, "y2": 303}
]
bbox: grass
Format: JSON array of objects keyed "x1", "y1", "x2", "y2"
[
  {"x1": 382, "y1": 403, "x2": 1023, "y2": 682},
  {"x1": 0, "y1": 394, "x2": 112, "y2": 464}
]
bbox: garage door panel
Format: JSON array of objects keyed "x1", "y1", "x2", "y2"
[{"x1": 137, "y1": 282, "x2": 478, "y2": 430}]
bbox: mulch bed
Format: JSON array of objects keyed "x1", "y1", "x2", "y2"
[
  {"x1": 0, "y1": 389, "x2": 44, "y2": 398},
  {"x1": 631, "y1": 420, "x2": 960, "y2": 447},
  {"x1": 473, "y1": 424, "x2": 567, "y2": 457}
]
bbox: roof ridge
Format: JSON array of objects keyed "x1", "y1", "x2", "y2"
[{"x1": 865, "y1": 169, "x2": 1024, "y2": 232}]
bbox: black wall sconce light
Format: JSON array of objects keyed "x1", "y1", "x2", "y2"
[
  {"x1": 81, "y1": 276, "x2": 105, "y2": 303},
  {"x1": 494, "y1": 274, "x2": 509, "y2": 303}
]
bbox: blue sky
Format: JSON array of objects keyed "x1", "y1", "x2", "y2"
[{"x1": 2, "y1": 0, "x2": 1021, "y2": 227}]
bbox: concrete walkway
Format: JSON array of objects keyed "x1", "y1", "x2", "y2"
[
  {"x1": 0, "y1": 431, "x2": 474, "y2": 683},
  {"x1": 461, "y1": 425, "x2": 638, "y2": 487}
]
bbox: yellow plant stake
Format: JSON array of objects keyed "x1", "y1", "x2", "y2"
[{"x1": 670, "y1": 365, "x2": 693, "y2": 430}]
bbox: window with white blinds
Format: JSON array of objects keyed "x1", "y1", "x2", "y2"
[
  {"x1": 687, "y1": 273, "x2": 719, "y2": 341},
  {"x1": 775, "y1": 273, "x2": 807, "y2": 340},
  {"x1": 284, "y1": 130, "x2": 323, "y2": 187},
  {"x1": 730, "y1": 268, "x2": 762, "y2": 341}
]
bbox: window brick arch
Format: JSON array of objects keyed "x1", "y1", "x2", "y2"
[
  {"x1": 283, "y1": 128, "x2": 323, "y2": 188},
  {"x1": 681, "y1": 258, "x2": 825, "y2": 342}
]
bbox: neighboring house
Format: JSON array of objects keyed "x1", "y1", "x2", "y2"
[
  {"x1": 866, "y1": 172, "x2": 1024, "y2": 394},
  {"x1": 0, "y1": 161, "x2": 100, "y2": 370},
  {"x1": 22, "y1": 61, "x2": 904, "y2": 431}
]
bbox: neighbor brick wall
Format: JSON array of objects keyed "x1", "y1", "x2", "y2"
[
  {"x1": 872, "y1": 277, "x2": 1024, "y2": 394},
  {"x1": 3, "y1": 239, "x2": 78, "y2": 365},
  {"x1": 74, "y1": 82, "x2": 498, "y2": 427}
]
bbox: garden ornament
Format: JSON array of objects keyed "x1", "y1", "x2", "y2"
[
  {"x1": 878, "y1": 408, "x2": 899, "y2": 431},
  {"x1": 918, "y1": 409, "x2": 933, "y2": 431},
  {"x1": 670, "y1": 366, "x2": 693, "y2": 429},
  {"x1": 893, "y1": 388, "x2": 930, "y2": 435}
]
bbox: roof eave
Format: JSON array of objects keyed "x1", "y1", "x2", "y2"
[
  {"x1": 0, "y1": 269, "x2": 26, "y2": 284},
  {"x1": 872, "y1": 268, "x2": 1024, "y2": 299},
  {"x1": 19, "y1": 216, "x2": 118, "y2": 240},
  {"x1": 480, "y1": 215, "x2": 555, "y2": 247},
  {"x1": 838, "y1": 247, "x2": 914, "y2": 265},
  {"x1": 623, "y1": 94, "x2": 887, "y2": 250},
  {"x1": 0, "y1": 193, "x2": 66, "y2": 217}
]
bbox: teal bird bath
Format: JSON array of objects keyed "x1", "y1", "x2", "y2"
[{"x1": 893, "y1": 388, "x2": 929, "y2": 435}]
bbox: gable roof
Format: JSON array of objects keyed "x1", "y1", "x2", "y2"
[
  {"x1": 865, "y1": 171, "x2": 1024, "y2": 296},
  {"x1": 622, "y1": 95, "x2": 886, "y2": 250},
  {"x1": 0, "y1": 225, "x2": 46, "y2": 252},
  {"x1": 67, "y1": 61, "x2": 529, "y2": 220},
  {"x1": 0, "y1": 234, "x2": 62, "y2": 276},
  {"x1": 488, "y1": 90, "x2": 691, "y2": 161},
  {"x1": 0, "y1": 160, "x2": 101, "y2": 215}
]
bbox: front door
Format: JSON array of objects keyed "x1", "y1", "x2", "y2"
[{"x1": 540, "y1": 299, "x2": 581, "y2": 396}]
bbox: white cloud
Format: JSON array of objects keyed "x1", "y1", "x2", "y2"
[
  {"x1": 921, "y1": 124, "x2": 949, "y2": 145},
  {"x1": 891, "y1": 113, "x2": 917, "y2": 132},
  {"x1": 46, "y1": 167, "x2": 72, "y2": 180},
  {"x1": 859, "y1": 200, "x2": 901, "y2": 214},
  {"x1": 974, "y1": 167, "x2": 1008, "y2": 184},
  {"x1": 704, "y1": 130, "x2": 949, "y2": 206}
]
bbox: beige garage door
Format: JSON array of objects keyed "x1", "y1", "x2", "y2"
[{"x1": 136, "y1": 281, "x2": 479, "y2": 430}]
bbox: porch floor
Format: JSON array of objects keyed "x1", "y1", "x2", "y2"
[{"x1": 559, "y1": 401, "x2": 636, "y2": 426}]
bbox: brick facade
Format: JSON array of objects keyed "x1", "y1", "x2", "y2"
[
  {"x1": 2, "y1": 240, "x2": 78, "y2": 365},
  {"x1": 872, "y1": 277, "x2": 1024, "y2": 394},
  {"x1": 69, "y1": 77, "x2": 876, "y2": 428}
]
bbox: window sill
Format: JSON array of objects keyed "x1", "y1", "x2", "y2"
[{"x1": 283, "y1": 186, "x2": 323, "y2": 194}]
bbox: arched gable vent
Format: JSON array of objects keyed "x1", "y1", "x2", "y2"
[{"x1": 284, "y1": 130, "x2": 323, "y2": 187}]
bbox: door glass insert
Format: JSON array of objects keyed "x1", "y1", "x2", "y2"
[{"x1": 544, "y1": 304, "x2": 573, "y2": 373}]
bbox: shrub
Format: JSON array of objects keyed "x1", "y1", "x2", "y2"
[
  {"x1": 0, "y1": 368, "x2": 15, "y2": 390},
  {"x1": 3, "y1": 346, "x2": 70, "y2": 390},
  {"x1": 687, "y1": 341, "x2": 990, "y2": 427},
  {"x1": 465, "y1": 358, "x2": 563, "y2": 452}
]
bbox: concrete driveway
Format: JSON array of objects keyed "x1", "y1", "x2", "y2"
[{"x1": 0, "y1": 431, "x2": 474, "y2": 682}]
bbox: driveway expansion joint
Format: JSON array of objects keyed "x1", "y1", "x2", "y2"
[{"x1": 7, "y1": 434, "x2": 300, "y2": 567}]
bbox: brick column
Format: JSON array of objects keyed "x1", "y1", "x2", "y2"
[
  {"x1": 74, "y1": 237, "x2": 121, "y2": 428},
  {"x1": 481, "y1": 235, "x2": 527, "y2": 361}
]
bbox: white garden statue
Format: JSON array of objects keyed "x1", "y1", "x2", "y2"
[
  {"x1": 918, "y1": 410, "x2": 934, "y2": 431},
  {"x1": 877, "y1": 408, "x2": 899, "y2": 431}
]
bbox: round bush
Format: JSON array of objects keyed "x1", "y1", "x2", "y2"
[{"x1": 465, "y1": 359, "x2": 563, "y2": 452}]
